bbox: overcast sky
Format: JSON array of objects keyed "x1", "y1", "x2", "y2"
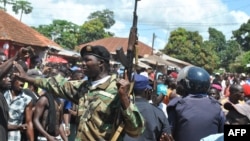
[{"x1": 5, "y1": 0, "x2": 250, "y2": 50}]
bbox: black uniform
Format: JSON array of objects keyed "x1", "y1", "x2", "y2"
[{"x1": 124, "y1": 97, "x2": 171, "y2": 141}]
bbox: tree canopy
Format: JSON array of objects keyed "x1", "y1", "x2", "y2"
[
  {"x1": 161, "y1": 25, "x2": 250, "y2": 73},
  {"x1": 12, "y1": 0, "x2": 33, "y2": 21},
  {"x1": 78, "y1": 18, "x2": 111, "y2": 44},
  {"x1": 29, "y1": 7, "x2": 250, "y2": 73},
  {"x1": 232, "y1": 19, "x2": 250, "y2": 51},
  {"x1": 33, "y1": 9, "x2": 115, "y2": 50},
  {"x1": 33, "y1": 20, "x2": 79, "y2": 50},
  {"x1": 88, "y1": 9, "x2": 115, "y2": 29},
  {"x1": 161, "y1": 28, "x2": 219, "y2": 72},
  {"x1": 0, "y1": 0, "x2": 14, "y2": 11}
]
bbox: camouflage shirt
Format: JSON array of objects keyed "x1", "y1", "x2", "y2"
[{"x1": 34, "y1": 74, "x2": 144, "y2": 141}]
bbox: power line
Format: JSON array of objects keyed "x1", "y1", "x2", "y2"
[{"x1": 113, "y1": 22, "x2": 241, "y2": 32}]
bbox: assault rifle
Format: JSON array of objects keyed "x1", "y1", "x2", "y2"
[
  {"x1": 116, "y1": 0, "x2": 140, "y2": 81},
  {"x1": 111, "y1": 1, "x2": 140, "y2": 140}
]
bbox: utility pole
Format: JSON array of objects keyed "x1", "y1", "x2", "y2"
[{"x1": 151, "y1": 33, "x2": 156, "y2": 55}]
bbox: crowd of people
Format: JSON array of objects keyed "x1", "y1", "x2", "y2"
[{"x1": 0, "y1": 45, "x2": 250, "y2": 141}]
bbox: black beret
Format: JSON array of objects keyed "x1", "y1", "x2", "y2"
[{"x1": 80, "y1": 45, "x2": 110, "y2": 62}]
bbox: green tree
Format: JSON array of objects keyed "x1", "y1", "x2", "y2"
[
  {"x1": 229, "y1": 50, "x2": 250, "y2": 73},
  {"x1": 12, "y1": 0, "x2": 33, "y2": 21},
  {"x1": 33, "y1": 20, "x2": 80, "y2": 50},
  {"x1": 0, "y1": 0, "x2": 14, "y2": 11},
  {"x1": 33, "y1": 10, "x2": 115, "y2": 49},
  {"x1": 240, "y1": 51, "x2": 250, "y2": 72},
  {"x1": 207, "y1": 27, "x2": 227, "y2": 67},
  {"x1": 232, "y1": 19, "x2": 250, "y2": 51},
  {"x1": 162, "y1": 27, "x2": 219, "y2": 72},
  {"x1": 162, "y1": 28, "x2": 189, "y2": 58},
  {"x1": 78, "y1": 18, "x2": 111, "y2": 44},
  {"x1": 202, "y1": 41, "x2": 220, "y2": 72},
  {"x1": 208, "y1": 27, "x2": 226, "y2": 52},
  {"x1": 221, "y1": 40, "x2": 242, "y2": 71},
  {"x1": 88, "y1": 9, "x2": 115, "y2": 29},
  {"x1": 229, "y1": 53, "x2": 245, "y2": 73},
  {"x1": 33, "y1": 24, "x2": 54, "y2": 39}
]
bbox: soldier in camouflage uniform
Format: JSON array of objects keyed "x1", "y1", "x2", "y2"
[{"x1": 14, "y1": 45, "x2": 145, "y2": 141}]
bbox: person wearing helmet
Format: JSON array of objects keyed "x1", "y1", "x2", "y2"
[{"x1": 167, "y1": 66, "x2": 225, "y2": 141}]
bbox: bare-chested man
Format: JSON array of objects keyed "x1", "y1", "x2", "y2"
[{"x1": 33, "y1": 67, "x2": 67, "y2": 141}]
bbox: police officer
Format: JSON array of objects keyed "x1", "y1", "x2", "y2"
[
  {"x1": 124, "y1": 74, "x2": 173, "y2": 141},
  {"x1": 14, "y1": 45, "x2": 145, "y2": 141},
  {"x1": 167, "y1": 66, "x2": 225, "y2": 141}
]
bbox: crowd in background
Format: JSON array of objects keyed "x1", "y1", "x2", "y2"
[{"x1": 1, "y1": 46, "x2": 250, "y2": 141}]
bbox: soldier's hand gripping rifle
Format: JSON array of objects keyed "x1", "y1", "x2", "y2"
[{"x1": 111, "y1": 1, "x2": 140, "y2": 141}]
